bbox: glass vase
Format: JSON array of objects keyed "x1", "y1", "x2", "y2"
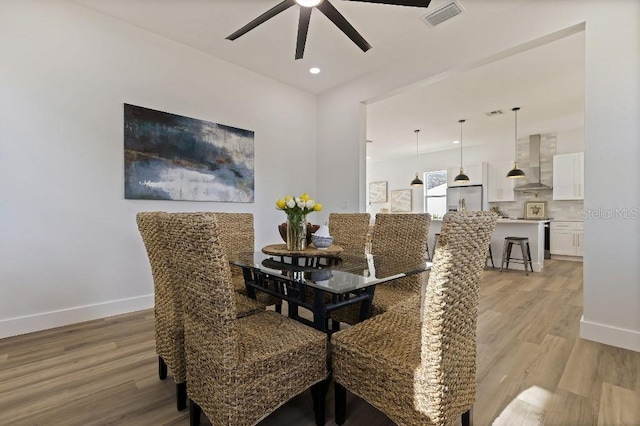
[{"x1": 286, "y1": 215, "x2": 307, "y2": 251}]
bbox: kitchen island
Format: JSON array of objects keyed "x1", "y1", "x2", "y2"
[{"x1": 428, "y1": 218, "x2": 549, "y2": 272}]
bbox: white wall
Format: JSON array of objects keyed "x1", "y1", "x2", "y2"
[
  {"x1": 556, "y1": 127, "x2": 585, "y2": 154},
  {"x1": 0, "y1": 1, "x2": 317, "y2": 337},
  {"x1": 580, "y1": 0, "x2": 640, "y2": 352},
  {"x1": 319, "y1": 2, "x2": 640, "y2": 351}
]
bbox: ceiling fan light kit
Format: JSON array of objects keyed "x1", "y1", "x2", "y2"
[
  {"x1": 296, "y1": 0, "x2": 322, "y2": 7},
  {"x1": 227, "y1": 0, "x2": 432, "y2": 59},
  {"x1": 296, "y1": 0, "x2": 324, "y2": 6}
]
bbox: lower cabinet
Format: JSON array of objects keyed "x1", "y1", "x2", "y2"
[{"x1": 550, "y1": 221, "x2": 584, "y2": 257}]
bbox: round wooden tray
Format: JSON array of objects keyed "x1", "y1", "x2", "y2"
[{"x1": 262, "y1": 243, "x2": 343, "y2": 258}]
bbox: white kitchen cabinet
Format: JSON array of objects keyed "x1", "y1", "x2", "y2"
[
  {"x1": 487, "y1": 161, "x2": 516, "y2": 202},
  {"x1": 553, "y1": 152, "x2": 584, "y2": 200},
  {"x1": 550, "y1": 221, "x2": 584, "y2": 257},
  {"x1": 576, "y1": 232, "x2": 584, "y2": 256},
  {"x1": 447, "y1": 162, "x2": 486, "y2": 187}
]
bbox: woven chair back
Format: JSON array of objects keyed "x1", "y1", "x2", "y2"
[
  {"x1": 165, "y1": 212, "x2": 240, "y2": 367},
  {"x1": 215, "y1": 212, "x2": 254, "y2": 289},
  {"x1": 371, "y1": 213, "x2": 430, "y2": 258},
  {"x1": 371, "y1": 213, "x2": 430, "y2": 292},
  {"x1": 418, "y1": 211, "x2": 497, "y2": 424},
  {"x1": 328, "y1": 213, "x2": 371, "y2": 256},
  {"x1": 136, "y1": 211, "x2": 186, "y2": 383},
  {"x1": 215, "y1": 212, "x2": 255, "y2": 259}
]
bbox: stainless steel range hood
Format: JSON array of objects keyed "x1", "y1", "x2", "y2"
[{"x1": 514, "y1": 134, "x2": 553, "y2": 192}]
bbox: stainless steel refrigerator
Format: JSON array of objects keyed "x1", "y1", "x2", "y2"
[{"x1": 446, "y1": 185, "x2": 483, "y2": 212}]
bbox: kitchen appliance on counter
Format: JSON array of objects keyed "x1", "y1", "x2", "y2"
[{"x1": 447, "y1": 185, "x2": 482, "y2": 212}]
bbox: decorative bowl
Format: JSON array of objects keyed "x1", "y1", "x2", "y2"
[
  {"x1": 311, "y1": 235, "x2": 333, "y2": 250},
  {"x1": 278, "y1": 223, "x2": 320, "y2": 246},
  {"x1": 311, "y1": 269, "x2": 333, "y2": 285}
]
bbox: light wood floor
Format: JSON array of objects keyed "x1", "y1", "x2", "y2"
[{"x1": 1, "y1": 260, "x2": 638, "y2": 425}]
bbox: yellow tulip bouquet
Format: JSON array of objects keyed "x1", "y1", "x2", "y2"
[{"x1": 275, "y1": 193, "x2": 322, "y2": 250}]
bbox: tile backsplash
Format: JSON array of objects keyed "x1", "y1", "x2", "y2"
[{"x1": 490, "y1": 133, "x2": 584, "y2": 221}]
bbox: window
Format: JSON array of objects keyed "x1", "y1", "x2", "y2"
[{"x1": 424, "y1": 170, "x2": 447, "y2": 219}]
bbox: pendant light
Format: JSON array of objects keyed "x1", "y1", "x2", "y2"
[
  {"x1": 454, "y1": 119, "x2": 469, "y2": 183},
  {"x1": 410, "y1": 129, "x2": 423, "y2": 186},
  {"x1": 506, "y1": 107, "x2": 526, "y2": 178}
]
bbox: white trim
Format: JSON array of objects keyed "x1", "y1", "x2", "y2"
[
  {"x1": 580, "y1": 316, "x2": 640, "y2": 353},
  {"x1": 550, "y1": 255, "x2": 583, "y2": 262},
  {"x1": 0, "y1": 295, "x2": 154, "y2": 339},
  {"x1": 497, "y1": 261, "x2": 544, "y2": 273}
]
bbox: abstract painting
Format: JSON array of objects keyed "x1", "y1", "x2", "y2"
[
  {"x1": 369, "y1": 181, "x2": 388, "y2": 203},
  {"x1": 124, "y1": 104, "x2": 254, "y2": 202},
  {"x1": 391, "y1": 189, "x2": 412, "y2": 212}
]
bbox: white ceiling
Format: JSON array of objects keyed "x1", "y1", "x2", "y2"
[
  {"x1": 366, "y1": 30, "x2": 585, "y2": 161},
  {"x1": 72, "y1": 0, "x2": 585, "y2": 161},
  {"x1": 73, "y1": 0, "x2": 525, "y2": 94}
]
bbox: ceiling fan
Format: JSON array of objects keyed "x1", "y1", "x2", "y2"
[{"x1": 226, "y1": 0, "x2": 432, "y2": 60}]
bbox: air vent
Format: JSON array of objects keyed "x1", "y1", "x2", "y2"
[
  {"x1": 485, "y1": 110, "x2": 504, "y2": 117},
  {"x1": 420, "y1": 1, "x2": 464, "y2": 28}
]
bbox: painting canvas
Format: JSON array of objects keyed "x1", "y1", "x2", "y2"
[
  {"x1": 524, "y1": 201, "x2": 547, "y2": 219},
  {"x1": 124, "y1": 104, "x2": 254, "y2": 202},
  {"x1": 391, "y1": 189, "x2": 412, "y2": 212},
  {"x1": 369, "y1": 181, "x2": 388, "y2": 203}
]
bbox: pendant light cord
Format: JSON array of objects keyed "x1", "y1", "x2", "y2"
[
  {"x1": 415, "y1": 129, "x2": 420, "y2": 171},
  {"x1": 459, "y1": 119, "x2": 465, "y2": 168},
  {"x1": 513, "y1": 107, "x2": 520, "y2": 158}
]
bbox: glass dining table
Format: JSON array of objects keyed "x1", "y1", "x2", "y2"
[{"x1": 230, "y1": 251, "x2": 432, "y2": 333}]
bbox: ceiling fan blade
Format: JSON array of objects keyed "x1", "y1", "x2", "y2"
[
  {"x1": 226, "y1": 0, "x2": 296, "y2": 40},
  {"x1": 342, "y1": 0, "x2": 431, "y2": 7},
  {"x1": 317, "y1": 1, "x2": 372, "y2": 53},
  {"x1": 295, "y1": 7, "x2": 313, "y2": 60}
]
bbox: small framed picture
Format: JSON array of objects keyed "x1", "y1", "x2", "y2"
[
  {"x1": 524, "y1": 201, "x2": 547, "y2": 219},
  {"x1": 369, "y1": 181, "x2": 388, "y2": 203},
  {"x1": 390, "y1": 189, "x2": 412, "y2": 212}
]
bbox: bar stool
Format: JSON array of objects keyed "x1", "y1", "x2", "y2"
[
  {"x1": 500, "y1": 237, "x2": 533, "y2": 275},
  {"x1": 486, "y1": 245, "x2": 495, "y2": 269}
]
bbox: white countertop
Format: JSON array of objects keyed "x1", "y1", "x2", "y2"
[
  {"x1": 496, "y1": 219, "x2": 550, "y2": 224},
  {"x1": 430, "y1": 218, "x2": 549, "y2": 224}
]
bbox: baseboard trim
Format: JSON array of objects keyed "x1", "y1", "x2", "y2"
[
  {"x1": 496, "y1": 261, "x2": 543, "y2": 273},
  {"x1": 580, "y1": 316, "x2": 640, "y2": 352},
  {"x1": 550, "y1": 254, "x2": 583, "y2": 262},
  {"x1": 0, "y1": 294, "x2": 154, "y2": 339}
]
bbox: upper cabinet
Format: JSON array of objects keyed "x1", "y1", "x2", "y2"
[
  {"x1": 553, "y1": 152, "x2": 584, "y2": 200},
  {"x1": 447, "y1": 162, "x2": 486, "y2": 187},
  {"x1": 487, "y1": 161, "x2": 516, "y2": 202}
]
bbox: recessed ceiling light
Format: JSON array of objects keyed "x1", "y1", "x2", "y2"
[
  {"x1": 366, "y1": 156, "x2": 371, "y2": 160},
  {"x1": 453, "y1": 140, "x2": 460, "y2": 144},
  {"x1": 309, "y1": 67, "x2": 321, "y2": 74}
]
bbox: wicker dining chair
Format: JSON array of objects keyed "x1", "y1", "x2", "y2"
[
  {"x1": 331, "y1": 211, "x2": 498, "y2": 426},
  {"x1": 137, "y1": 212, "x2": 265, "y2": 412},
  {"x1": 136, "y1": 212, "x2": 188, "y2": 411},
  {"x1": 331, "y1": 213, "x2": 430, "y2": 325},
  {"x1": 298, "y1": 213, "x2": 371, "y2": 330},
  {"x1": 214, "y1": 212, "x2": 280, "y2": 309},
  {"x1": 165, "y1": 212, "x2": 329, "y2": 426},
  {"x1": 328, "y1": 213, "x2": 371, "y2": 256}
]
